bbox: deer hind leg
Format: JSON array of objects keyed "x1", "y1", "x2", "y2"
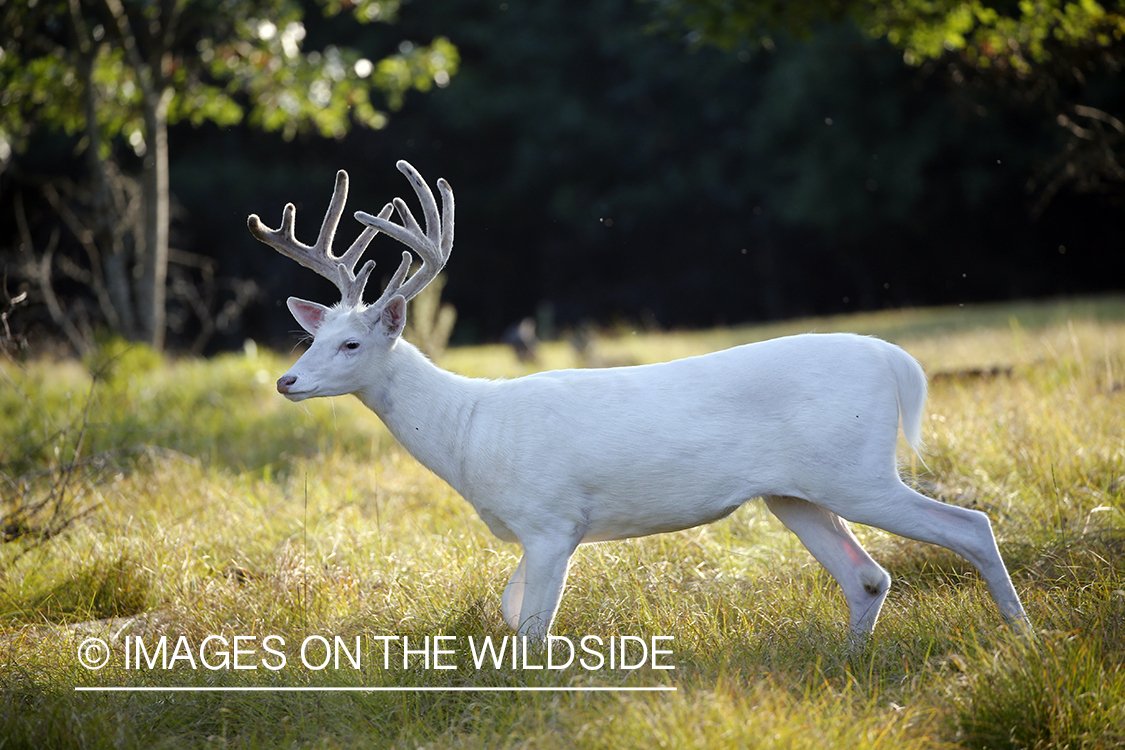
[
  {"x1": 842, "y1": 482, "x2": 1029, "y2": 627},
  {"x1": 764, "y1": 495, "x2": 892, "y2": 641}
]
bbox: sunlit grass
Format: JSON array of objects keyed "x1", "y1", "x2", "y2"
[{"x1": 1, "y1": 296, "x2": 1123, "y2": 748}]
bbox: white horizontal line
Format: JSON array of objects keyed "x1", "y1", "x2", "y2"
[{"x1": 75, "y1": 685, "x2": 676, "y2": 693}]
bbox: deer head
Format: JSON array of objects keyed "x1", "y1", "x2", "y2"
[{"x1": 248, "y1": 160, "x2": 454, "y2": 400}]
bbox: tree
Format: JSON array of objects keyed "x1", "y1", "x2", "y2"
[
  {"x1": 0, "y1": 0, "x2": 457, "y2": 351},
  {"x1": 648, "y1": 0, "x2": 1125, "y2": 209}
]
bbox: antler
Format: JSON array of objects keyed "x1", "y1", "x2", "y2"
[
  {"x1": 247, "y1": 170, "x2": 394, "y2": 308},
  {"x1": 355, "y1": 160, "x2": 454, "y2": 308}
]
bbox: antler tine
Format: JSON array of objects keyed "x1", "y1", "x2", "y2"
[
  {"x1": 337, "y1": 203, "x2": 395, "y2": 308},
  {"x1": 355, "y1": 160, "x2": 455, "y2": 308},
  {"x1": 248, "y1": 170, "x2": 385, "y2": 306}
]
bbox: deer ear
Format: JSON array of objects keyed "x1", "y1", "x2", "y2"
[
  {"x1": 287, "y1": 297, "x2": 331, "y2": 335},
  {"x1": 378, "y1": 295, "x2": 407, "y2": 339}
]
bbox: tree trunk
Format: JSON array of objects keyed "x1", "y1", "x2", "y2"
[
  {"x1": 136, "y1": 86, "x2": 173, "y2": 350},
  {"x1": 100, "y1": 0, "x2": 175, "y2": 351},
  {"x1": 70, "y1": 0, "x2": 136, "y2": 341}
]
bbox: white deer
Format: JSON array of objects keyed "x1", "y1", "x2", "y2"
[{"x1": 248, "y1": 161, "x2": 1029, "y2": 643}]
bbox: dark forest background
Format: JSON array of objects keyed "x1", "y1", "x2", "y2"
[{"x1": 2, "y1": 0, "x2": 1123, "y2": 354}]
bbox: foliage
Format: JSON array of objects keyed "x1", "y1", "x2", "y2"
[
  {"x1": 0, "y1": 0, "x2": 457, "y2": 151},
  {"x1": 649, "y1": 0, "x2": 1125, "y2": 208},
  {"x1": 862, "y1": 0, "x2": 1125, "y2": 70},
  {"x1": 0, "y1": 298, "x2": 1123, "y2": 747},
  {"x1": 648, "y1": 0, "x2": 1125, "y2": 69}
]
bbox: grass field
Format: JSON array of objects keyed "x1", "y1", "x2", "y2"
[{"x1": 2, "y1": 296, "x2": 1124, "y2": 749}]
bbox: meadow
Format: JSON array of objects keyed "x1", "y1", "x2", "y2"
[{"x1": 1, "y1": 296, "x2": 1123, "y2": 749}]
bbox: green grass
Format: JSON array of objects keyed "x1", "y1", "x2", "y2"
[{"x1": 1, "y1": 296, "x2": 1124, "y2": 748}]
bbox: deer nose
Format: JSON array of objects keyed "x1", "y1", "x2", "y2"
[{"x1": 277, "y1": 374, "x2": 298, "y2": 394}]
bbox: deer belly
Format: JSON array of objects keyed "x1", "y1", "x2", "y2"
[{"x1": 579, "y1": 499, "x2": 745, "y2": 543}]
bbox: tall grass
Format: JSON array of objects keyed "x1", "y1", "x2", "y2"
[{"x1": 1, "y1": 297, "x2": 1123, "y2": 748}]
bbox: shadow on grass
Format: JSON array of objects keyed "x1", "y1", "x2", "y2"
[{"x1": 0, "y1": 555, "x2": 153, "y2": 626}]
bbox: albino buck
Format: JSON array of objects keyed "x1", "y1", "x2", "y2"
[{"x1": 248, "y1": 160, "x2": 1028, "y2": 642}]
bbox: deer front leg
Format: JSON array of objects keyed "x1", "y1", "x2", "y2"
[
  {"x1": 501, "y1": 555, "x2": 527, "y2": 630},
  {"x1": 508, "y1": 537, "x2": 578, "y2": 642}
]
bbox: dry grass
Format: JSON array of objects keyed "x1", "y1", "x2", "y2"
[{"x1": 1, "y1": 296, "x2": 1123, "y2": 748}]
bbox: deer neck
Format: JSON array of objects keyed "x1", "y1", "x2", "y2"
[{"x1": 354, "y1": 339, "x2": 482, "y2": 494}]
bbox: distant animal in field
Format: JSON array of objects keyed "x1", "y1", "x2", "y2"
[{"x1": 502, "y1": 318, "x2": 539, "y2": 363}]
